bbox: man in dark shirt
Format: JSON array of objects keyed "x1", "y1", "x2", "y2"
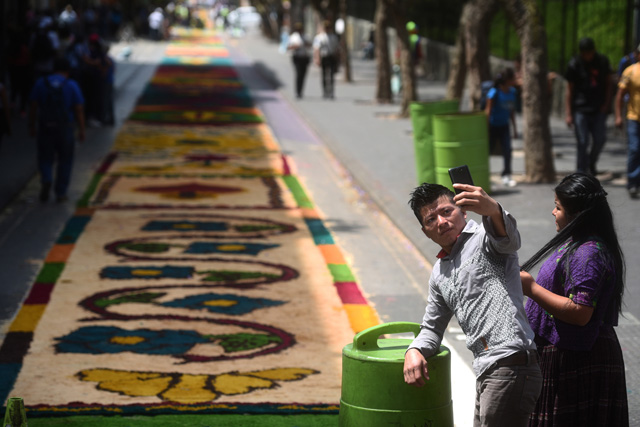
[
  {"x1": 29, "y1": 58, "x2": 85, "y2": 203},
  {"x1": 564, "y1": 37, "x2": 612, "y2": 175}
]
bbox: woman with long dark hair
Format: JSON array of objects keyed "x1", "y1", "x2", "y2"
[{"x1": 520, "y1": 173, "x2": 628, "y2": 426}]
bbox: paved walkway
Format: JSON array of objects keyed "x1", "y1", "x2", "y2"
[{"x1": 231, "y1": 29, "x2": 640, "y2": 424}]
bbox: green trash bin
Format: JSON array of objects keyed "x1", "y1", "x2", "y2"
[
  {"x1": 410, "y1": 100, "x2": 460, "y2": 185},
  {"x1": 339, "y1": 322, "x2": 453, "y2": 427},
  {"x1": 433, "y1": 112, "x2": 491, "y2": 193}
]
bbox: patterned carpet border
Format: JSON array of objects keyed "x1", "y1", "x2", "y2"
[{"x1": 24, "y1": 402, "x2": 339, "y2": 418}]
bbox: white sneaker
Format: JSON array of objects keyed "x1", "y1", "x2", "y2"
[{"x1": 502, "y1": 175, "x2": 516, "y2": 187}]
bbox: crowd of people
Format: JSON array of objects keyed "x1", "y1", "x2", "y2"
[
  {"x1": 6, "y1": 5, "x2": 117, "y2": 127},
  {"x1": 477, "y1": 36, "x2": 638, "y2": 200}
]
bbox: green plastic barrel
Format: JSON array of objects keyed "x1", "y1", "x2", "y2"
[
  {"x1": 410, "y1": 100, "x2": 460, "y2": 185},
  {"x1": 339, "y1": 322, "x2": 453, "y2": 427},
  {"x1": 432, "y1": 112, "x2": 491, "y2": 193}
]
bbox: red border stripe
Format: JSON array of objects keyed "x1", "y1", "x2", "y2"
[
  {"x1": 23, "y1": 283, "x2": 56, "y2": 305},
  {"x1": 334, "y1": 282, "x2": 368, "y2": 305}
]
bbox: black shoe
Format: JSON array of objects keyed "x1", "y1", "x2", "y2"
[
  {"x1": 40, "y1": 184, "x2": 51, "y2": 202},
  {"x1": 629, "y1": 187, "x2": 639, "y2": 199},
  {"x1": 56, "y1": 195, "x2": 69, "y2": 203},
  {"x1": 590, "y1": 163, "x2": 598, "y2": 176}
]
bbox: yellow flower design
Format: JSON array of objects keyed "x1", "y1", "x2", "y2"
[{"x1": 78, "y1": 368, "x2": 318, "y2": 404}]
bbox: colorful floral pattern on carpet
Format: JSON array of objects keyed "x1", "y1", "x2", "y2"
[{"x1": 0, "y1": 27, "x2": 378, "y2": 417}]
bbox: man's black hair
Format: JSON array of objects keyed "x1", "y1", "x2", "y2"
[
  {"x1": 408, "y1": 183, "x2": 455, "y2": 225},
  {"x1": 578, "y1": 37, "x2": 596, "y2": 52}
]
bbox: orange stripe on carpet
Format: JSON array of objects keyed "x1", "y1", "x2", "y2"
[
  {"x1": 45, "y1": 244, "x2": 75, "y2": 263},
  {"x1": 300, "y1": 208, "x2": 320, "y2": 219},
  {"x1": 317, "y1": 245, "x2": 346, "y2": 265}
]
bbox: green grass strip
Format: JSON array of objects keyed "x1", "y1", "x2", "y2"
[
  {"x1": 34, "y1": 263, "x2": 66, "y2": 284},
  {"x1": 327, "y1": 264, "x2": 356, "y2": 282},
  {"x1": 282, "y1": 175, "x2": 313, "y2": 209},
  {"x1": 77, "y1": 173, "x2": 104, "y2": 207},
  {"x1": 28, "y1": 414, "x2": 338, "y2": 426}
]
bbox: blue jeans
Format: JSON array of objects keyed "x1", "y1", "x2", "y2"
[
  {"x1": 573, "y1": 111, "x2": 607, "y2": 173},
  {"x1": 37, "y1": 125, "x2": 75, "y2": 197},
  {"x1": 489, "y1": 124, "x2": 512, "y2": 176},
  {"x1": 626, "y1": 119, "x2": 640, "y2": 189}
]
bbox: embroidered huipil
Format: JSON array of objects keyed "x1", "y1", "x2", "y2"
[
  {"x1": 408, "y1": 207, "x2": 536, "y2": 377},
  {"x1": 525, "y1": 240, "x2": 618, "y2": 351}
]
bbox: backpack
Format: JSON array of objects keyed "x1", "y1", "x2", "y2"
[
  {"x1": 318, "y1": 33, "x2": 337, "y2": 58},
  {"x1": 618, "y1": 52, "x2": 636, "y2": 76},
  {"x1": 479, "y1": 80, "x2": 495, "y2": 110},
  {"x1": 40, "y1": 78, "x2": 70, "y2": 131},
  {"x1": 319, "y1": 38, "x2": 330, "y2": 57}
]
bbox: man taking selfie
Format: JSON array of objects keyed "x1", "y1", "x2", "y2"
[{"x1": 403, "y1": 182, "x2": 541, "y2": 426}]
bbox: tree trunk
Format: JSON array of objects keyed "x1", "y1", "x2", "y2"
[
  {"x1": 254, "y1": 0, "x2": 279, "y2": 40},
  {"x1": 445, "y1": 18, "x2": 467, "y2": 100},
  {"x1": 502, "y1": 0, "x2": 555, "y2": 182},
  {"x1": 339, "y1": 0, "x2": 352, "y2": 82},
  {"x1": 386, "y1": 0, "x2": 417, "y2": 117},
  {"x1": 374, "y1": 0, "x2": 393, "y2": 103},
  {"x1": 463, "y1": 0, "x2": 499, "y2": 110},
  {"x1": 290, "y1": 0, "x2": 305, "y2": 27}
]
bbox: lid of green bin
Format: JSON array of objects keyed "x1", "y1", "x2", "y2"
[{"x1": 343, "y1": 322, "x2": 421, "y2": 363}]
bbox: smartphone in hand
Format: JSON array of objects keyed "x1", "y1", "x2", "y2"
[{"x1": 448, "y1": 165, "x2": 474, "y2": 194}]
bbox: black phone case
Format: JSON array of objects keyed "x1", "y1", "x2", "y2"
[{"x1": 448, "y1": 165, "x2": 474, "y2": 194}]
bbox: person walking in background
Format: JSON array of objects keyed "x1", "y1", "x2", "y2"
[
  {"x1": 148, "y1": 8, "x2": 165, "y2": 41},
  {"x1": 403, "y1": 182, "x2": 541, "y2": 426},
  {"x1": 406, "y1": 21, "x2": 423, "y2": 76},
  {"x1": 564, "y1": 37, "x2": 613, "y2": 175},
  {"x1": 520, "y1": 173, "x2": 628, "y2": 426},
  {"x1": 485, "y1": 68, "x2": 518, "y2": 187},
  {"x1": 287, "y1": 22, "x2": 311, "y2": 99},
  {"x1": 58, "y1": 4, "x2": 78, "y2": 28},
  {"x1": 615, "y1": 45, "x2": 640, "y2": 199},
  {"x1": 313, "y1": 20, "x2": 339, "y2": 99},
  {"x1": 28, "y1": 58, "x2": 85, "y2": 203},
  {"x1": 83, "y1": 33, "x2": 107, "y2": 126}
]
